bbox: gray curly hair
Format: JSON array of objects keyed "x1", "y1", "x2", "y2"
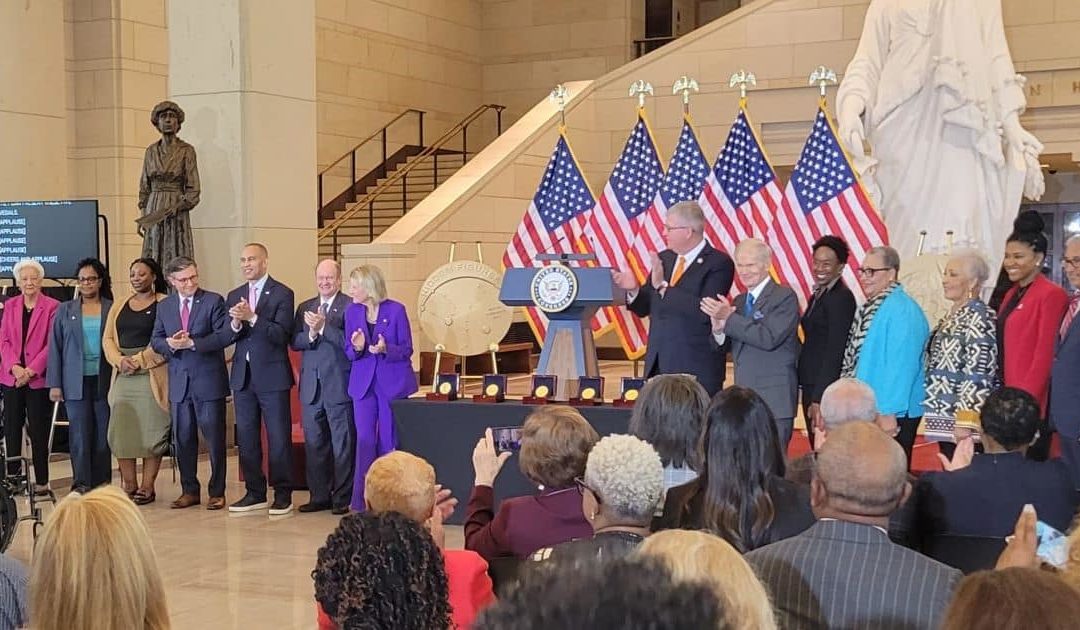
[{"x1": 583, "y1": 435, "x2": 664, "y2": 522}]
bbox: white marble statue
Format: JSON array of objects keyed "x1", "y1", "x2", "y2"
[{"x1": 837, "y1": 0, "x2": 1044, "y2": 262}]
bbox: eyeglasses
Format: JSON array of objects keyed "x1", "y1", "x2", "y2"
[
  {"x1": 1062, "y1": 257, "x2": 1080, "y2": 269},
  {"x1": 172, "y1": 274, "x2": 198, "y2": 285},
  {"x1": 858, "y1": 266, "x2": 893, "y2": 277},
  {"x1": 76, "y1": 276, "x2": 100, "y2": 285},
  {"x1": 574, "y1": 476, "x2": 594, "y2": 496}
]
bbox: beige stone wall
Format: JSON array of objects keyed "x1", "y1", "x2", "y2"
[
  {"x1": 65, "y1": 0, "x2": 168, "y2": 280},
  {"x1": 344, "y1": 0, "x2": 1080, "y2": 356},
  {"x1": 481, "y1": 0, "x2": 642, "y2": 125}
]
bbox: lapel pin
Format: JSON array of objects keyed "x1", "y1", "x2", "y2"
[{"x1": 696, "y1": 258, "x2": 703, "y2": 264}]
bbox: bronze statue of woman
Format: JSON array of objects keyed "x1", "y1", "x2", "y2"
[{"x1": 137, "y1": 101, "x2": 200, "y2": 265}]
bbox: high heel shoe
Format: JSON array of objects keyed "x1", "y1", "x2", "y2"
[{"x1": 132, "y1": 489, "x2": 156, "y2": 505}]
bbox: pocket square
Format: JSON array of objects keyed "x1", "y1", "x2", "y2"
[{"x1": 752, "y1": 311, "x2": 765, "y2": 321}]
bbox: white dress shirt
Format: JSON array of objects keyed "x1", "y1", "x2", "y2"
[
  {"x1": 712, "y1": 276, "x2": 770, "y2": 345},
  {"x1": 628, "y1": 237, "x2": 708, "y2": 302},
  {"x1": 309, "y1": 292, "x2": 339, "y2": 341}
]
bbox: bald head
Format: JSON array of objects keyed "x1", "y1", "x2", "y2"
[
  {"x1": 812, "y1": 423, "x2": 909, "y2": 520},
  {"x1": 315, "y1": 259, "x2": 341, "y2": 298}
]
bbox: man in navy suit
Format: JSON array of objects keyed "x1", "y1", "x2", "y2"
[
  {"x1": 612, "y1": 201, "x2": 734, "y2": 396},
  {"x1": 151, "y1": 256, "x2": 232, "y2": 510},
  {"x1": 1051, "y1": 235, "x2": 1080, "y2": 489},
  {"x1": 291, "y1": 259, "x2": 354, "y2": 515},
  {"x1": 225, "y1": 243, "x2": 297, "y2": 515}
]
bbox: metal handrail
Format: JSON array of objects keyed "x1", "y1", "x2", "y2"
[{"x1": 318, "y1": 104, "x2": 505, "y2": 241}]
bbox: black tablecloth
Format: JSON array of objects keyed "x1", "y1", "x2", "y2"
[{"x1": 393, "y1": 398, "x2": 631, "y2": 524}]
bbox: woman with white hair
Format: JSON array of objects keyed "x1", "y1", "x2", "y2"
[
  {"x1": 924, "y1": 249, "x2": 998, "y2": 460},
  {"x1": 536, "y1": 434, "x2": 664, "y2": 563},
  {"x1": 0, "y1": 259, "x2": 60, "y2": 494}
]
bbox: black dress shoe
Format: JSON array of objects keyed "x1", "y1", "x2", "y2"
[
  {"x1": 331, "y1": 505, "x2": 350, "y2": 516},
  {"x1": 228, "y1": 494, "x2": 268, "y2": 512},
  {"x1": 298, "y1": 501, "x2": 331, "y2": 513},
  {"x1": 269, "y1": 497, "x2": 294, "y2": 516}
]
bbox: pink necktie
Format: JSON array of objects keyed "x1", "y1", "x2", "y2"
[
  {"x1": 1062, "y1": 293, "x2": 1080, "y2": 339},
  {"x1": 248, "y1": 284, "x2": 258, "y2": 309},
  {"x1": 180, "y1": 298, "x2": 190, "y2": 331}
]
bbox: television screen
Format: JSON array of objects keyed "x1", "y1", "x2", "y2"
[{"x1": 0, "y1": 200, "x2": 100, "y2": 279}]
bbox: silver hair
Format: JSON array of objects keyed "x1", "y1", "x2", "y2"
[
  {"x1": 866, "y1": 245, "x2": 900, "y2": 273},
  {"x1": 583, "y1": 434, "x2": 664, "y2": 523},
  {"x1": 734, "y1": 238, "x2": 772, "y2": 265},
  {"x1": 1066, "y1": 234, "x2": 1080, "y2": 249},
  {"x1": 819, "y1": 378, "x2": 878, "y2": 430},
  {"x1": 12, "y1": 259, "x2": 44, "y2": 284},
  {"x1": 948, "y1": 249, "x2": 991, "y2": 287},
  {"x1": 667, "y1": 201, "x2": 705, "y2": 234}
]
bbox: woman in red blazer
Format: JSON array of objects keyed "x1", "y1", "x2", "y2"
[
  {"x1": 997, "y1": 212, "x2": 1068, "y2": 460},
  {"x1": 0, "y1": 259, "x2": 60, "y2": 493}
]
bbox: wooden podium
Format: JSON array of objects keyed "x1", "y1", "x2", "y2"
[{"x1": 499, "y1": 254, "x2": 623, "y2": 400}]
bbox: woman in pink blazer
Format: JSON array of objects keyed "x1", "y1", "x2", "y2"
[{"x1": 0, "y1": 259, "x2": 60, "y2": 494}]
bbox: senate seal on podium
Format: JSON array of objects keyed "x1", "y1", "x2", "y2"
[{"x1": 530, "y1": 265, "x2": 578, "y2": 313}]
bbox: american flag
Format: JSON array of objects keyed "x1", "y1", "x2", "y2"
[
  {"x1": 582, "y1": 113, "x2": 665, "y2": 358},
  {"x1": 626, "y1": 117, "x2": 712, "y2": 282},
  {"x1": 700, "y1": 108, "x2": 784, "y2": 260},
  {"x1": 768, "y1": 106, "x2": 889, "y2": 307},
  {"x1": 502, "y1": 133, "x2": 597, "y2": 339}
]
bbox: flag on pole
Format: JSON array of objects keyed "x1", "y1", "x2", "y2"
[
  {"x1": 768, "y1": 105, "x2": 889, "y2": 307},
  {"x1": 699, "y1": 108, "x2": 784, "y2": 259},
  {"x1": 626, "y1": 116, "x2": 712, "y2": 283},
  {"x1": 502, "y1": 132, "x2": 597, "y2": 340},
  {"x1": 582, "y1": 112, "x2": 665, "y2": 358}
]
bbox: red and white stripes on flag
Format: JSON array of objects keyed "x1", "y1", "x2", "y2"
[
  {"x1": 582, "y1": 111, "x2": 665, "y2": 358},
  {"x1": 768, "y1": 105, "x2": 889, "y2": 308}
]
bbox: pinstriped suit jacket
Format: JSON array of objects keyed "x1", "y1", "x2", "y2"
[{"x1": 746, "y1": 520, "x2": 961, "y2": 630}]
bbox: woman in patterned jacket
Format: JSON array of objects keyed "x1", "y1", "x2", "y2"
[{"x1": 924, "y1": 250, "x2": 998, "y2": 460}]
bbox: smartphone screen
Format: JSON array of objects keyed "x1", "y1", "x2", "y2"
[
  {"x1": 492, "y1": 426, "x2": 523, "y2": 454},
  {"x1": 1035, "y1": 520, "x2": 1070, "y2": 568}
]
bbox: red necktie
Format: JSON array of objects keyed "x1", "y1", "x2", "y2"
[
  {"x1": 180, "y1": 298, "x2": 190, "y2": 331},
  {"x1": 1062, "y1": 293, "x2": 1080, "y2": 339}
]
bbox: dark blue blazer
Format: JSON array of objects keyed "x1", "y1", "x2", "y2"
[
  {"x1": 911, "y1": 452, "x2": 1079, "y2": 546},
  {"x1": 344, "y1": 299, "x2": 418, "y2": 400},
  {"x1": 46, "y1": 297, "x2": 113, "y2": 400},
  {"x1": 225, "y1": 276, "x2": 295, "y2": 392},
  {"x1": 1051, "y1": 311, "x2": 1080, "y2": 439},
  {"x1": 151, "y1": 289, "x2": 232, "y2": 403},
  {"x1": 290, "y1": 292, "x2": 351, "y2": 406}
]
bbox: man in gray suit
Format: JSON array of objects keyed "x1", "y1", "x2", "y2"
[
  {"x1": 291, "y1": 259, "x2": 355, "y2": 515},
  {"x1": 702, "y1": 238, "x2": 800, "y2": 449},
  {"x1": 747, "y1": 422, "x2": 961, "y2": 630}
]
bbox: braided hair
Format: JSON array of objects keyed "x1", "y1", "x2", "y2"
[{"x1": 312, "y1": 511, "x2": 451, "y2": 630}]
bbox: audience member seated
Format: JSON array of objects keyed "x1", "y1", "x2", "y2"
[
  {"x1": 313, "y1": 511, "x2": 451, "y2": 630},
  {"x1": 473, "y1": 557, "x2": 726, "y2": 630},
  {"x1": 465, "y1": 406, "x2": 599, "y2": 560},
  {"x1": 638, "y1": 529, "x2": 777, "y2": 630},
  {"x1": 747, "y1": 423, "x2": 961, "y2": 630},
  {"x1": 0, "y1": 554, "x2": 27, "y2": 630},
  {"x1": 786, "y1": 377, "x2": 879, "y2": 485},
  {"x1": 942, "y1": 568, "x2": 1080, "y2": 630},
  {"x1": 909, "y1": 387, "x2": 1079, "y2": 556},
  {"x1": 535, "y1": 434, "x2": 663, "y2": 563},
  {"x1": 1066, "y1": 518, "x2": 1080, "y2": 593},
  {"x1": 628, "y1": 373, "x2": 708, "y2": 491},
  {"x1": 30, "y1": 486, "x2": 170, "y2": 630},
  {"x1": 363, "y1": 451, "x2": 495, "y2": 629},
  {"x1": 659, "y1": 386, "x2": 814, "y2": 552}
]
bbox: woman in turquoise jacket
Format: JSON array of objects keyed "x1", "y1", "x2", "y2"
[{"x1": 842, "y1": 246, "x2": 930, "y2": 467}]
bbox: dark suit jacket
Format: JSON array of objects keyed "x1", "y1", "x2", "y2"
[
  {"x1": 657, "y1": 475, "x2": 814, "y2": 552},
  {"x1": 46, "y1": 297, "x2": 113, "y2": 400},
  {"x1": 909, "y1": 452, "x2": 1079, "y2": 547},
  {"x1": 1051, "y1": 301, "x2": 1080, "y2": 438},
  {"x1": 290, "y1": 293, "x2": 351, "y2": 406},
  {"x1": 225, "y1": 276, "x2": 295, "y2": 392},
  {"x1": 797, "y1": 279, "x2": 855, "y2": 405},
  {"x1": 724, "y1": 280, "x2": 801, "y2": 418},
  {"x1": 747, "y1": 520, "x2": 961, "y2": 630},
  {"x1": 463, "y1": 485, "x2": 593, "y2": 560},
  {"x1": 627, "y1": 243, "x2": 734, "y2": 395},
  {"x1": 151, "y1": 289, "x2": 232, "y2": 403}
]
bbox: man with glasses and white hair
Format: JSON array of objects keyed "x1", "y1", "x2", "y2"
[
  {"x1": 701, "y1": 238, "x2": 800, "y2": 450},
  {"x1": 612, "y1": 201, "x2": 735, "y2": 396},
  {"x1": 1050, "y1": 234, "x2": 1080, "y2": 489}
]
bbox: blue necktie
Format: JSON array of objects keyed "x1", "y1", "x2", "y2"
[{"x1": 744, "y1": 292, "x2": 755, "y2": 316}]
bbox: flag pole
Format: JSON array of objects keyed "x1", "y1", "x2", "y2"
[
  {"x1": 729, "y1": 70, "x2": 757, "y2": 109},
  {"x1": 673, "y1": 75, "x2": 699, "y2": 116},
  {"x1": 809, "y1": 65, "x2": 838, "y2": 107},
  {"x1": 549, "y1": 84, "x2": 569, "y2": 130},
  {"x1": 629, "y1": 79, "x2": 654, "y2": 112}
]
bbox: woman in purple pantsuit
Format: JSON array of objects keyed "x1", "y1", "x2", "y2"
[{"x1": 343, "y1": 265, "x2": 418, "y2": 510}]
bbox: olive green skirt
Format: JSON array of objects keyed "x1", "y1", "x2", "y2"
[{"x1": 106, "y1": 347, "x2": 170, "y2": 458}]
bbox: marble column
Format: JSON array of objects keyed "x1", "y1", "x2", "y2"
[
  {"x1": 168, "y1": 0, "x2": 317, "y2": 294},
  {"x1": 0, "y1": 0, "x2": 67, "y2": 199}
]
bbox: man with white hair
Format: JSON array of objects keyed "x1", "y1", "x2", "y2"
[
  {"x1": 702, "y1": 238, "x2": 800, "y2": 449},
  {"x1": 1051, "y1": 234, "x2": 1080, "y2": 489},
  {"x1": 787, "y1": 377, "x2": 879, "y2": 485}
]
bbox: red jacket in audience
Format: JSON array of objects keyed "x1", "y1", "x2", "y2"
[{"x1": 464, "y1": 485, "x2": 592, "y2": 560}]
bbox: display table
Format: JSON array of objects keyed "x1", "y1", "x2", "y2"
[{"x1": 393, "y1": 398, "x2": 631, "y2": 524}]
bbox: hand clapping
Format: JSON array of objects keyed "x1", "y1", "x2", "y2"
[
  {"x1": 229, "y1": 298, "x2": 254, "y2": 323},
  {"x1": 649, "y1": 252, "x2": 666, "y2": 290},
  {"x1": 350, "y1": 328, "x2": 366, "y2": 351},
  {"x1": 166, "y1": 330, "x2": 194, "y2": 351},
  {"x1": 303, "y1": 310, "x2": 326, "y2": 335},
  {"x1": 369, "y1": 334, "x2": 387, "y2": 354},
  {"x1": 611, "y1": 268, "x2": 639, "y2": 292},
  {"x1": 700, "y1": 295, "x2": 734, "y2": 328}
]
